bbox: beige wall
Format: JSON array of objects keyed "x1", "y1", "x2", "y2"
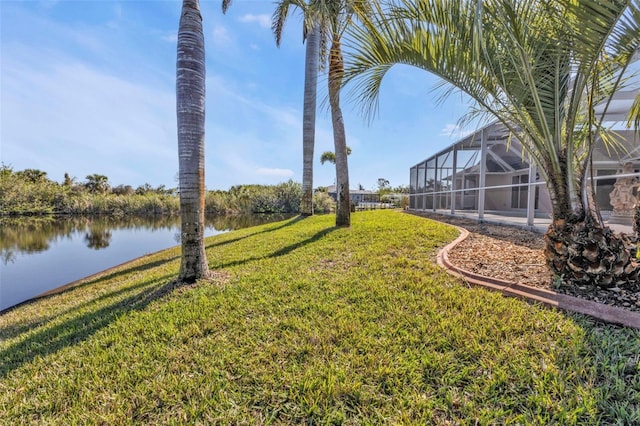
[{"x1": 485, "y1": 174, "x2": 511, "y2": 210}]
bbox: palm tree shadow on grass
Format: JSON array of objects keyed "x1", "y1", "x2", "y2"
[
  {"x1": 1, "y1": 217, "x2": 305, "y2": 343},
  {"x1": 1, "y1": 217, "x2": 328, "y2": 378},
  {"x1": 214, "y1": 226, "x2": 338, "y2": 269},
  {"x1": 0, "y1": 274, "x2": 186, "y2": 379},
  {"x1": 0, "y1": 256, "x2": 181, "y2": 339},
  {"x1": 205, "y1": 215, "x2": 307, "y2": 249}
]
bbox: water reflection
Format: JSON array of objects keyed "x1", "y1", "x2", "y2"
[
  {"x1": 84, "y1": 229, "x2": 112, "y2": 250},
  {"x1": 0, "y1": 213, "x2": 293, "y2": 311},
  {"x1": 0, "y1": 214, "x2": 292, "y2": 263}
]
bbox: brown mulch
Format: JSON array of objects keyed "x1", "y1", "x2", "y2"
[{"x1": 408, "y1": 211, "x2": 640, "y2": 312}]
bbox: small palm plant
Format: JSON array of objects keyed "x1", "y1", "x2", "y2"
[{"x1": 345, "y1": 0, "x2": 640, "y2": 288}]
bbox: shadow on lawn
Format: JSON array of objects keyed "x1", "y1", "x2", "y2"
[
  {"x1": 0, "y1": 273, "x2": 179, "y2": 378},
  {"x1": 214, "y1": 226, "x2": 338, "y2": 269},
  {"x1": 0, "y1": 215, "x2": 323, "y2": 378},
  {"x1": 0, "y1": 255, "x2": 181, "y2": 340},
  {"x1": 205, "y1": 215, "x2": 306, "y2": 250}
]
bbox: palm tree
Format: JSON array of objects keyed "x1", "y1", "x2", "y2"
[
  {"x1": 273, "y1": 1, "x2": 320, "y2": 217},
  {"x1": 320, "y1": 147, "x2": 352, "y2": 205},
  {"x1": 175, "y1": 0, "x2": 232, "y2": 283},
  {"x1": 273, "y1": 1, "x2": 369, "y2": 225},
  {"x1": 346, "y1": 0, "x2": 640, "y2": 288},
  {"x1": 321, "y1": 0, "x2": 371, "y2": 226},
  {"x1": 328, "y1": 19, "x2": 352, "y2": 226},
  {"x1": 319, "y1": 146, "x2": 352, "y2": 165},
  {"x1": 84, "y1": 174, "x2": 110, "y2": 194}
]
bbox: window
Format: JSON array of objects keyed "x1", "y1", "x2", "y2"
[
  {"x1": 410, "y1": 167, "x2": 417, "y2": 194},
  {"x1": 510, "y1": 174, "x2": 538, "y2": 209}
]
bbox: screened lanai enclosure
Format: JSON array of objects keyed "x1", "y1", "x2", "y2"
[
  {"x1": 410, "y1": 121, "x2": 550, "y2": 226},
  {"x1": 409, "y1": 109, "x2": 640, "y2": 230}
]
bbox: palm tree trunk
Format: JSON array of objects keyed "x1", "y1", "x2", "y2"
[
  {"x1": 634, "y1": 202, "x2": 640, "y2": 241},
  {"x1": 544, "y1": 215, "x2": 639, "y2": 288},
  {"x1": 329, "y1": 36, "x2": 350, "y2": 227},
  {"x1": 301, "y1": 22, "x2": 320, "y2": 217},
  {"x1": 176, "y1": 0, "x2": 209, "y2": 282},
  {"x1": 543, "y1": 161, "x2": 639, "y2": 288}
]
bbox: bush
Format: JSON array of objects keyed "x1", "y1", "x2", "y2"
[
  {"x1": 207, "y1": 181, "x2": 302, "y2": 215},
  {"x1": 313, "y1": 191, "x2": 335, "y2": 213},
  {"x1": 1, "y1": 166, "x2": 302, "y2": 217}
]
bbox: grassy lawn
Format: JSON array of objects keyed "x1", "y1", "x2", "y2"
[{"x1": 1, "y1": 210, "x2": 638, "y2": 424}]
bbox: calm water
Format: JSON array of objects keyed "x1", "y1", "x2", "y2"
[{"x1": 0, "y1": 214, "x2": 291, "y2": 311}]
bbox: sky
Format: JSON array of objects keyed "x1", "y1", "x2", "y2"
[{"x1": 0, "y1": 0, "x2": 474, "y2": 191}]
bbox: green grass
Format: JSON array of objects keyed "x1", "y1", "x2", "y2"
[{"x1": 1, "y1": 210, "x2": 638, "y2": 424}]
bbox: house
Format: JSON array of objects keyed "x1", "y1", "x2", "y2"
[{"x1": 326, "y1": 185, "x2": 380, "y2": 204}]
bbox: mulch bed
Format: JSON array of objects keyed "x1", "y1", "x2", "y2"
[{"x1": 408, "y1": 211, "x2": 640, "y2": 313}]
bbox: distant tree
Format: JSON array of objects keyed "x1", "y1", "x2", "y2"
[
  {"x1": 16, "y1": 169, "x2": 48, "y2": 183},
  {"x1": 84, "y1": 174, "x2": 110, "y2": 194},
  {"x1": 377, "y1": 178, "x2": 390, "y2": 191},
  {"x1": 63, "y1": 173, "x2": 75, "y2": 187},
  {"x1": 0, "y1": 163, "x2": 12, "y2": 178},
  {"x1": 392, "y1": 184, "x2": 409, "y2": 194},
  {"x1": 320, "y1": 146, "x2": 352, "y2": 165},
  {"x1": 313, "y1": 190, "x2": 336, "y2": 213},
  {"x1": 320, "y1": 151, "x2": 336, "y2": 165},
  {"x1": 112, "y1": 184, "x2": 135, "y2": 196},
  {"x1": 136, "y1": 183, "x2": 154, "y2": 195},
  {"x1": 381, "y1": 192, "x2": 409, "y2": 208}
]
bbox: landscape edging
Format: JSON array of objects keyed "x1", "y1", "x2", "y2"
[{"x1": 436, "y1": 226, "x2": 640, "y2": 329}]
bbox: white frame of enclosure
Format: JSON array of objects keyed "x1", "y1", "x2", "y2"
[{"x1": 409, "y1": 119, "x2": 640, "y2": 229}]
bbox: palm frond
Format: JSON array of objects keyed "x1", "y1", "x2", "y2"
[
  {"x1": 344, "y1": 0, "x2": 637, "y2": 215},
  {"x1": 222, "y1": 0, "x2": 232, "y2": 14},
  {"x1": 272, "y1": 0, "x2": 308, "y2": 46}
]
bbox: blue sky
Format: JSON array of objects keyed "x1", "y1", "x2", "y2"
[{"x1": 1, "y1": 0, "x2": 473, "y2": 191}]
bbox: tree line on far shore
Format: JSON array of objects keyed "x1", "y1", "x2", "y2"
[{"x1": 0, "y1": 165, "x2": 405, "y2": 217}]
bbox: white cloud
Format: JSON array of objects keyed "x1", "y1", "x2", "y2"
[
  {"x1": 256, "y1": 168, "x2": 295, "y2": 177},
  {"x1": 1, "y1": 52, "x2": 177, "y2": 186},
  {"x1": 211, "y1": 25, "x2": 231, "y2": 45},
  {"x1": 238, "y1": 14, "x2": 271, "y2": 29},
  {"x1": 440, "y1": 123, "x2": 473, "y2": 139}
]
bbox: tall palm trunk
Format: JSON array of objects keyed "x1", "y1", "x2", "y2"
[
  {"x1": 329, "y1": 35, "x2": 350, "y2": 227},
  {"x1": 176, "y1": 0, "x2": 209, "y2": 282},
  {"x1": 301, "y1": 22, "x2": 320, "y2": 217}
]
